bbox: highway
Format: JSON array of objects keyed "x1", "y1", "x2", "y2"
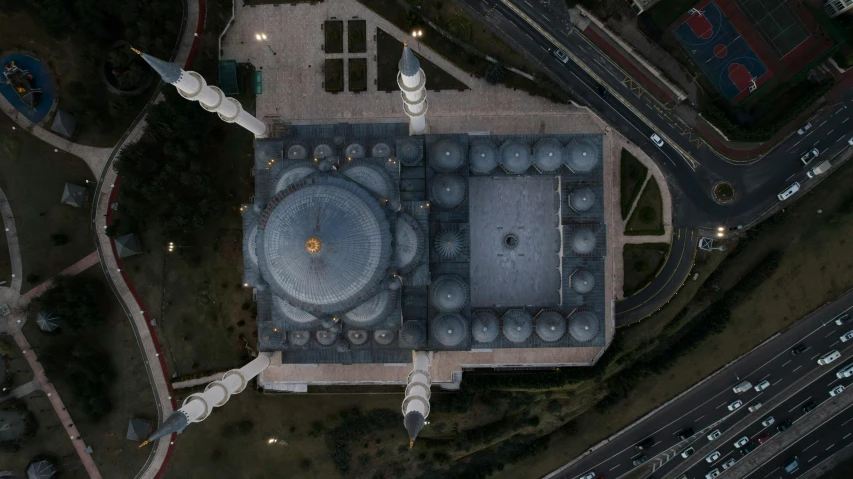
[{"x1": 550, "y1": 290, "x2": 853, "y2": 479}]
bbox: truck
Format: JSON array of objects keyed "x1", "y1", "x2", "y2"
[
  {"x1": 732, "y1": 381, "x2": 753, "y2": 393},
  {"x1": 806, "y1": 160, "x2": 831, "y2": 178}
]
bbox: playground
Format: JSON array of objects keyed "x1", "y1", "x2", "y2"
[
  {"x1": 675, "y1": 2, "x2": 770, "y2": 103},
  {"x1": 0, "y1": 54, "x2": 54, "y2": 123}
]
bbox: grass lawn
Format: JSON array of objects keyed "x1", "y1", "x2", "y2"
[
  {"x1": 625, "y1": 178, "x2": 664, "y2": 235},
  {"x1": 0, "y1": 114, "x2": 95, "y2": 294},
  {"x1": 620, "y1": 149, "x2": 648, "y2": 220},
  {"x1": 324, "y1": 20, "x2": 343, "y2": 54},
  {"x1": 0, "y1": 215, "x2": 10, "y2": 285},
  {"x1": 1, "y1": 337, "x2": 34, "y2": 389},
  {"x1": 21, "y1": 266, "x2": 157, "y2": 479},
  {"x1": 348, "y1": 58, "x2": 368, "y2": 93},
  {"x1": 376, "y1": 29, "x2": 469, "y2": 92},
  {"x1": 348, "y1": 20, "x2": 367, "y2": 54},
  {"x1": 643, "y1": 0, "x2": 701, "y2": 31},
  {"x1": 324, "y1": 59, "x2": 344, "y2": 93},
  {"x1": 623, "y1": 243, "x2": 670, "y2": 297}
]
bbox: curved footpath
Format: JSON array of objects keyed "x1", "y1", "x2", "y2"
[{"x1": 0, "y1": 185, "x2": 22, "y2": 293}]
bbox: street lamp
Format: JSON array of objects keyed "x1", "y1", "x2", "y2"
[
  {"x1": 411, "y1": 29, "x2": 424, "y2": 51},
  {"x1": 716, "y1": 226, "x2": 724, "y2": 238},
  {"x1": 255, "y1": 33, "x2": 276, "y2": 55}
]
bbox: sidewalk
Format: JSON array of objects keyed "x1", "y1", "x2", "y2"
[{"x1": 0, "y1": 185, "x2": 22, "y2": 293}]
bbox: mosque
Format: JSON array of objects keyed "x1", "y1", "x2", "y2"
[{"x1": 135, "y1": 42, "x2": 610, "y2": 447}]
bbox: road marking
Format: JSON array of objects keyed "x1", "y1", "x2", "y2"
[
  {"x1": 785, "y1": 173, "x2": 795, "y2": 181},
  {"x1": 781, "y1": 360, "x2": 791, "y2": 367},
  {"x1": 803, "y1": 440, "x2": 819, "y2": 451},
  {"x1": 832, "y1": 341, "x2": 840, "y2": 348},
  {"x1": 792, "y1": 365, "x2": 802, "y2": 373},
  {"x1": 764, "y1": 469, "x2": 777, "y2": 478},
  {"x1": 844, "y1": 117, "x2": 850, "y2": 123},
  {"x1": 844, "y1": 433, "x2": 851, "y2": 440},
  {"x1": 610, "y1": 464, "x2": 620, "y2": 471},
  {"x1": 826, "y1": 331, "x2": 836, "y2": 338},
  {"x1": 811, "y1": 352, "x2": 822, "y2": 360},
  {"x1": 819, "y1": 120, "x2": 827, "y2": 127},
  {"x1": 841, "y1": 417, "x2": 853, "y2": 427},
  {"x1": 789, "y1": 396, "x2": 811, "y2": 413},
  {"x1": 716, "y1": 401, "x2": 727, "y2": 409},
  {"x1": 539, "y1": 45, "x2": 549, "y2": 52},
  {"x1": 809, "y1": 456, "x2": 818, "y2": 463},
  {"x1": 827, "y1": 129, "x2": 835, "y2": 136},
  {"x1": 695, "y1": 415, "x2": 705, "y2": 422}
]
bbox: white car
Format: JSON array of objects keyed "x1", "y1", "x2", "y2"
[
  {"x1": 579, "y1": 473, "x2": 595, "y2": 479},
  {"x1": 707, "y1": 429, "x2": 722, "y2": 441},
  {"x1": 837, "y1": 364, "x2": 853, "y2": 379},
  {"x1": 733, "y1": 436, "x2": 750, "y2": 448},
  {"x1": 706, "y1": 451, "x2": 721, "y2": 463},
  {"x1": 553, "y1": 49, "x2": 570, "y2": 64},
  {"x1": 681, "y1": 446, "x2": 695, "y2": 458},
  {"x1": 754, "y1": 380, "x2": 770, "y2": 392},
  {"x1": 848, "y1": 136, "x2": 853, "y2": 146},
  {"x1": 761, "y1": 416, "x2": 775, "y2": 427},
  {"x1": 650, "y1": 133, "x2": 664, "y2": 147},
  {"x1": 777, "y1": 182, "x2": 800, "y2": 201},
  {"x1": 722, "y1": 457, "x2": 737, "y2": 470},
  {"x1": 728, "y1": 400, "x2": 743, "y2": 411},
  {"x1": 705, "y1": 469, "x2": 721, "y2": 479},
  {"x1": 800, "y1": 148, "x2": 819, "y2": 165},
  {"x1": 797, "y1": 122, "x2": 812, "y2": 135},
  {"x1": 840, "y1": 331, "x2": 853, "y2": 343},
  {"x1": 830, "y1": 385, "x2": 845, "y2": 397}
]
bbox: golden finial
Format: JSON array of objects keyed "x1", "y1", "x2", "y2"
[
  {"x1": 409, "y1": 440, "x2": 414, "y2": 448},
  {"x1": 305, "y1": 237, "x2": 322, "y2": 254},
  {"x1": 138, "y1": 440, "x2": 150, "y2": 449},
  {"x1": 404, "y1": 41, "x2": 408, "y2": 47},
  {"x1": 130, "y1": 46, "x2": 142, "y2": 55}
]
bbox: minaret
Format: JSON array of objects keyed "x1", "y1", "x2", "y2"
[
  {"x1": 141, "y1": 353, "x2": 272, "y2": 446},
  {"x1": 401, "y1": 351, "x2": 431, "y2": 447},
  {"x1": 397, "y1": 44, "x2": 429, "y2": 135},
  {"x1": 133, "y1": 48, "x2": 268, "y2": 138}
]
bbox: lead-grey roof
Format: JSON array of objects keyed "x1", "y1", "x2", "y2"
[
  {"x1": 570, "y1": 269, "x2": 596, "y2": 294},
  {"x1": 258, "y1": 176, "x2": 392, "y2": 314},
  {"x1": 374, "y1": 330, "x2": 395, "y2": 345},
  {"x1": 290, "y1": 330, "x2": 311, "y2": 345},
  {"x1": 395, "y1": 213, "x2": 424, "y2": 273},
  {"x1": 430, "y1": 174, "x2": 466, "y2": 209},
  {"x1": 565, "y1": 139, "x2": 600, "y2": 172},
  {"x1": 273, "y1": 164, "x2": 316, "y2": 195},
  {"x1": 127, "y1": 418, "x2": 152, "y2": 441},
  {"x1": 535, "y1": 311, "x2": 566, "y2": 342},
  {"x1": 430, "y1": 276, "x2": 469, "y2": 312},
  {"x1": 145, "y1": 410, "x2": 188, "y2": 443},
  {"x1": 499, "y1": 140, "x2": 531, "y2": 174},
  {"x1": 569, "y1": 311, "x2": 599, "y2": 342},
  {"x1": 469, "y1": 141, "x2": 498, "y2": 174},
  {"x1": 115, "y1": 233, "x2": 142, "y2": 258},
  {"x1": 140, "y1": 52, "x2": 182, "y2": 83},
  {"x1": 397, "y1": 138, "x2": 423, "y2": 166},
  {"x1": 401, "y1": 321, "x2": 426, "y2": 347},
  {"x1": 347, "y1": 329, "x2": 369, "y2": 345},
  {"x1": 569, "y1": 187, "x2": 596, "y2": 212},
  {"x1": 399, "y1": 45, "x2": 421, "y2": 77},
  {"x1": 372, "y1": 143, "x2": 393, "y2": 158},
  {"x1": 534, "y1": 138, "x2": 563, "y2": 173},
  {"x1": 36, "y1": 311, "x2": 59, "y2": 332},
  {"x1": 432, "y1": 313, "x2": 468, "y2": 347},
  {"x1": 345, "y1": 143, "x2": 365, "y2": 159},
  {"x1": 61, "y1": 183, "x2": 86, "y2": 207},
  {"x1": 287, "y1": 144, "x2": 308, "y2": 160},
  {"x1": 273, "y1": 296, "x2": 320, "y2": 327},
  {"x1": 502, "y1": 310, "x2": 533, "y2": 343},
  {"x1": 429, "y1": 139, "x2": 464, "y2": 172},
  {"x1": 341, "y1": 163, "x2": 393, "y2": 198},
  {"x1": 314, "y1": 144, "x2": 333, "y2": 159},
  {"x1": 405, "y1": 410, "x2": 425, "y2": 442},
  {"x1": 316, "y1": 329, "x2": 339, "y2": 346},
  {"x1": 343, "y1": 290, "x2": 395, "y2": 327},
  {"x1": 472, "y1": 310, "x2": 500, "y2": 343},
  {"x1": 51, "y1": 110, "x2": 76, "y2": 137},
  {"x1": 435, "y1": 229, "x2": 464, "y2": 260},
  {"x1": 570, "y1": 227, "x2": 597, "y2": 255}
]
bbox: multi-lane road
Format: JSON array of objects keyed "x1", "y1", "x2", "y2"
[{"x1": 550, "y1": 289, "x2": 853, "y2": 479}]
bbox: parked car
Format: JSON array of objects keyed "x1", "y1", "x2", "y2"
[
  {"x1": 733, "y1": 436, "x2": 750, "y2": 448},
  {"x1": 728, "y1": 400, "x2": 743, "y2": 411},
  {"x1": 741, "y1": 443, "x2": 758, "y2": 455},
  {"x1": 650, "y1": 133, "x2": 664, "y2": 147},
  {"x1": 837, "y1": 363, "x2": 853, "y2": 378},
  {"x1": 722, "y1": 457, "x2": 737, "y2": 470},
  {"x1": 777, "y1": 419, "x2": 793, "y2": 432},
  {"x1": 681, "y1": 447, "x2": 695, "y2": 458},
  {"x1": 706, "y1": 451, "x2": 721, "y2": 463},
  {"x1": 830, "y1": 385, "x2": 845, "y2": 397},
  {"x1": 841, "y1": 331, "x2": 853, "y2": 343},
  {"x1": 754, "y1": 380, "x2": 771, "y2": 392},
  {"x1": 761, "y1": 416, "x2": 775, "y2": 427},
  {"x1": 758, "y1": 432, "x2": 772, "y2": 444},
  {"x1": 748, "y1": 402, "x2": 763, "y2": 412},
  {"x1": 596, "y1": 84, "x2": 608, "y2": 97},
  {"x1": 819, "y1": 350, "x2": 841, "y2": 365},
  {"x1": 633, "y1": 455, "x2": 649, "y2": 466},
  {"x1": 836, "y1": 313, "x2": 851, "y2": 326},
  {"x1": 797, "y1": 122, "x2": 812, "y2": 134},
  {"x1": 553, "y1": 49, "x2": 569, "y2": 64},
  {"x1": 707, "y1": 429, "x2": 722, "y2": 441},
  {"x1": 777, "y1": 182, "x2": 801, "y2": 201},
  {"x1": 784, "y1": 457, "x2": 799, "y2": 473},
  {"x1": 705, "y1": 468, "x2": 721, "y2": 479},
  {"x1": 802, "y1": 401, "x2": 817, "y2": 413},
  {"x1": 791, "y1": 344, "x2": 807, "y2": 355},
  {"x1": 579, "y1": 472, "x2": 596, "y2": 479}
]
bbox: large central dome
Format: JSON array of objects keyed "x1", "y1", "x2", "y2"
[{"x1": 258, "y1": 176, "x2": 392, "y2": 314}]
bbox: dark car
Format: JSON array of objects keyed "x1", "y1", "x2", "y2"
[
  {"x1": 777, "y1": 419, "x2": 793, "y2": 432},
  {"x1": 741, "y1": 443, "x2": 758, "y2": 456},
  {"x1": 677, "y1": 428, "x2": 694, "y2": 440},
  {"x1": 758, "y1": 432, "x2": 772, "y2": 444},
  {"x1": 791, "y1": 344, "x2": 807, "y2": 355},
  {"x1": 802, "y1": 401, "x2": 817, "y2": 413},
  {"x1": 636, "y1": 437, "x2": 655, "y2": 451},
  {"x1": 596, "y1": 84, "x2": 608, "y2": 97},
  {"x1": 633, "y1": 455, "x2": 649, "y2": 466}
]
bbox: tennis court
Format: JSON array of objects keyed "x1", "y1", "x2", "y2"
[{"x1": 733, "y1": 0, "x2": 810, "y2": 57}]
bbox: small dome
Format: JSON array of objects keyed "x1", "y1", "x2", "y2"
[
  {"x1": 534, "y1": 139, "x2": 563, "y2": 173},
  {"x1": 536, "y1": 311, "x2": 566, "y2": 342},
  {"x1": 341, "y1": 163, "x2": 393, "y2": 198},
  {"x1": 373, "y1": 330, "x2": 395, "y2": 345},
  {"x1": 468, "y1": 141, "x2": 497, "y2": 174},
  {"x1": 565, "y1": 139, "x2": 600, "y2": 172},
  {"x1": 569, "y1": 311, "x2": 599, "y2": 342},
  {"x1": 430, "y1": 174, "x2": 467, "y2": 209},
  {"x1": 571, "y1": 269, "x2": 596, "y2": 294},
  {"x1": 316, "y1": 329, "x2": 339, "y2": 346},
  {"x1": 429, "y1": 139, "x2": 464, "y2": 172},
  {"x1": 344, "y1": 290, "x2": 394, "y2": 326},
  {"x1": 570, "y1": 228, "x2": 597, "y2": 255},
  {"x1": 435, "y1": 229, "x2": 464, "y2": 260},
  {"x1": 569, "y1": 187, "x2": 596, "y2": 212},
  {"x1": 372, "y1": 143, "x2": 393, "y2": 158},
  {"x1": 314, "y1": 144, "x2": 334, "y2": 159},
  {"x1": 431, "y1": 276, "x2": 469, "y2": 312},
  {"x1": 401, "y1": 321, "x2": 426, "y2": 346},
  {"x1": 345, "y1": 143, "x2": 365, "y2": 159},
  {"x1": 318, "y1": 156, "x2": 338, "y2": 172},
  {"x1": 347, "y1": 329, "x2": 369, "y2": 345},
  {"x1": 398, "y1": 138, "x2": 423, "y2": 166},
  {"x1": 471, "y1": 310, "x2": 500, "y2": 343},
  {"x1": 432, "y1": 314, "x2": 468, "y2": 347},
  {"x1": 502, "y1": 310, "x2": 533, "y2": 343},
  {"x1": 274, "y1": 164, "x2": 315, "y2": 194},
  {"x1": 287, "y1": 144, "x2": 308, "y2": 160},
  {"x1": 289, "y1": 330, "x2": 310, "y2": 346},
  {"x1": 396, "y1": 213, "x2": 424, "y2": 273},
  {"x1": 499, "y1": 140, "x2": 531, "y2": 174}
]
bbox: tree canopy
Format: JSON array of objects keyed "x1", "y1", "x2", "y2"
[{"x1": 34, "y1": 275, "x2": 103, "y2": 331}]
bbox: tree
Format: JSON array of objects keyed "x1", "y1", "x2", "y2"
[
  {"x1": 50, "y1": 233, "x2": 69, "y2": 245},
  {"x1": 34, "y1": 275, "x2": 103, "y2": 331},
  {"x1": 485, "y1": 62, "x2": 506, "y2": 85}
]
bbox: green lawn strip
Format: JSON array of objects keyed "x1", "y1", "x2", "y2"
[
  {"x1": 619, "y1": 149, "x2": 649, "y2": 220},
  {"x1": 625, "y1": 178, "x2": 664, "y2": 235},
  {"x1": 348, "y1": 20, "x2": 367, "y2": 54},
  {"x1": 324, "y1": 20, "x2": 344, "y2": 54},
  {"x1": 0, "y1": 213, "x2": 10, "y2": 283},
  {"x1": 643, "y1": 0, "x2": 702, "y2": 31},
  {"x1": 324, "y1": 59, "x2": 345, "y2": 93},
  {"x1": 375, "y1": 28, "x2": 469, "y2": 92},
  {"x1": 348, "y1": 58, "x2": 368, "y2": 92},
  {"x1": 623, "y1": 243, "x2": 670, "y2": 297}
]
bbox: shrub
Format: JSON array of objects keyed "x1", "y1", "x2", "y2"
[
  {"x1": 35, "y1": 275, "x2": 103, "y2": 330},
  {"x1": 485, "y1": 62, "x2": 506, "y2": 85}
]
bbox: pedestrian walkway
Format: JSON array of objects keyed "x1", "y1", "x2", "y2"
[
  {"x1": 0, "y1": 378, "x2": 41, "y2": 403},
  {"x1": 0, "y1": 185, "x2": 22, "y2": 293},
  {"x1": 21, "y1": 251, "x2": 100, "y2": 303}
]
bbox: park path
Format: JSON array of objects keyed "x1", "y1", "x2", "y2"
[
  {"x1": 20, "y1": 251, "x2": 100, "y2": 303},
  {"x1": 0, "y1": 185, "x2": 22, "y2": 293},
  {"x1": 0, "y1": 378, "x2": 40, "y2": 402}
]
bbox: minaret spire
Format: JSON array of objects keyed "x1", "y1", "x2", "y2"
[
  {"x1": 402, "y1": 351, "x2": 431, "y2": 447},
  {"x1": 133, "y1": 47, "x2": 268, "y2": 138},
  {"x1": 397, "y1": 44, "x2": 428, "y2": 135}
]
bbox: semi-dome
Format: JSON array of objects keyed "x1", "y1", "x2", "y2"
[
  {"x1": 289, "y1": 330, "x2": 310, "y2": 346},
  {"x1": 314, "y1": 144, "x2": 334, "y2": 159},
  {"x1": 435, "y1": 229, "x2": 464, "y2": 260},
  {"x1": 397, "y1": 138, "x2": 423, "y2": 166},
  {"x1": 374, "y1": 330, "x2": 395, "y2": 345},
  {"x1": 372, "y1": 142, "x2": 393, "y2": 158},
  {"x1": 536, "y1": 311, "x2": 566, "y2": 342},
  {"x1": 273, "y1": 296, "x2": 319, "y2": 326},
  {"x1": 401, "y1": 321, "x2": 426, "y2": 346},
  {"x1": 534, "y1": 138, "x2": 563, "y2": 173},
  {"x1": 471, "y1": 310, "x2": 500, "y2": 343},
  {"x1": 341, "y1": 163, "x2": 393, "y2": 198},
  {"x1": 429, "y1": 139, "x2": 464, "y2": 172},
  {"x1": 430, "y1": 276, "x2": 469, "y2": 312},
  {"x1": 432, "y1": 314, "x2": 468, "y2": 347},
  {"x1": 570, "y1": 228, "x2": 597, "y2": 255},
  {"x1": 343, "y1": 290, "x2": 395, "y2": 326},
  {"x1": 396, "y1": 213, "x2": 424, "y2": 273},
  {"x1": 274, "y1": 164, "x2": 316, "y2": 194},
  {"x1": 345, "y1": 143, "x2": 365, "y2": 159},
  {"x1": 569, "y1": 311, "x2": 599, "y2": 342},
  {"x1": 316, "y1": 329, "x2": 339, "y2": 346},
  {"x1": 347, "y1": 329, "x2": 369, "y2": 345},
  {"x1": 569, "y1": 187, "x2": 596, "y2": 212},
  {"x1": 259, "y1": 176, "x2": 392, "y2": 314},
  {"x1": 570, "y1": 269, "x2": 596, "y2": 294},
  {"x1": 469, "y1": 141, "x2": 497, "y2": 174},
  {"x1": 502, "y1": 310, "x2": 533, "y2": 343},
  {"x1": 565, "y1": 139, "x2": 600, "y2": 172},
  {"x1": 287, "y1": 144, "x2": 308, "y2": 160},
  {"x1": 430, "y1": 174, "x2": 467, "y2": 209},
  {"x1": 499, "y1": 140, "x2": 531, "y2": 174}
]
